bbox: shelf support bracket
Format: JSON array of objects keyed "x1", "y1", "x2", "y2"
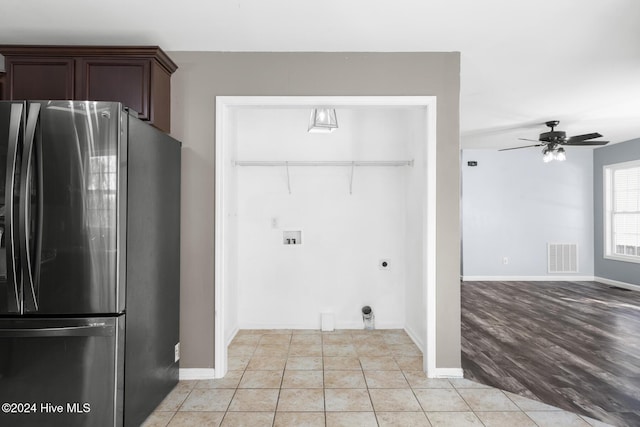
[
  {"x1": 349, "y1": 162, "x2": 355, "y2": 195},
  {"x1": 285, "y1": 161, "x2": 292, "y2": 194}
]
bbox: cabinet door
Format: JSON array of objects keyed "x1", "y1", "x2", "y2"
[
  {"x1": 77, "y1": 59, "x2": 150, "y2": 122},
  {"x1": 5, "y1": 58, "x2": 75, "y2": 100}
]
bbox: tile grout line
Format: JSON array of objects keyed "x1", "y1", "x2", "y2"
[
  {"x1": 357, "y1": 333, "x2": 382, "y2": 427},
  {"x1": 271, "y1": 331, "x2": 290, "y2": 427},
  {"x1": 453, "y1": 387, "x2": 490, "y2": 427},
  {"x1": 501, "y1": 390, "x2": 543, "y2": 427},
  {"x1": 222, "y1": 333, "x2": 256, "y2": 426},
  {"x1": 322, "y1": 331, "x2": 327, "y2": 427},
  {"x1": 399, "y1": 357, "x2": 434, "y2": 424}
]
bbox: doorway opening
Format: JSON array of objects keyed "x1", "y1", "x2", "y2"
[{"x1": 215, "y1": 96, "x2": 437, "y2": 378}]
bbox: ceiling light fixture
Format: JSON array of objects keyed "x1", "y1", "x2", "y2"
[
  {"x1": 542, "y1": 145, "x2": 566, "y2": 162},
  {"x1": 308, "y1": 108, "x2": 338, "y2": 133}
]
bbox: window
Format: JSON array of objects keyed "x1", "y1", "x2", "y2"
[{"x1": 604, "y1": 160, "x2": 640, "y2": 263}]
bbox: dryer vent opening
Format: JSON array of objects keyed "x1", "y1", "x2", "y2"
[{"x1": 362, "y1": 306, "x2": 375, "y2": 330}]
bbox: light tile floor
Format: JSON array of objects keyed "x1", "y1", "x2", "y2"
[{"x1": 143, "y1": 329, "x2": 613, "y2": 427}]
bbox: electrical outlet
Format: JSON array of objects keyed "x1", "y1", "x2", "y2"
[
  {"x1": 174, "y1": 343, "x2": 180, "y2": 363},
  {"x1": 502, "y1": 257, "x2": 509, "y2": 265}
]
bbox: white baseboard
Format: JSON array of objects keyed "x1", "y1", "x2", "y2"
[
  {"x1": 237, "y1": 322, "x2": 405, "y2": 330},
  {"x1": 238, "y1": 323, "x2": 326, "y2": 330},
  {"x1": 404, "y1": 325, "x2": 424, "y2": 351},
  {"x1": 179, "y1": 368, "x2": 216, "y2": 380},
  {"x1": 461, "y1": 275, "x2": 595, "y2": 282},
  {"x1": 460, "y1": 275, "x2": 640, "y2": 292},
  {"x1": 226, "y1": 327, "x2": 239, "y2": 347},
  {"x1": 593, "y1": 277, "x2": 640, "y2": 292},
  {"x1": 429, "y1": 368, "x2": 464, "y2": 378}
]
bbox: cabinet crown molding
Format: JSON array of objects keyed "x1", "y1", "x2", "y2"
[{"x1": 0, "y1": 45, "x2": 178, "y2": 74}]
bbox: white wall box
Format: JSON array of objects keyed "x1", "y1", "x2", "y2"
[{"x1": 283, "y1": 231, "x2": 302, "y2": 245}]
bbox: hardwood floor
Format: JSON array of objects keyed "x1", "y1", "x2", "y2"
[{"x1": 461, "y1": 280, "x2": 640, "y2": 427}]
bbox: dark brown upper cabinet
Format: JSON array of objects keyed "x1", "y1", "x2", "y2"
[
  {"x1": 0, "y1": 46, "x2": 177, "y2": 133},
  {"x1": 4, "y1": 57, "x2": 75, "y2": 100}
]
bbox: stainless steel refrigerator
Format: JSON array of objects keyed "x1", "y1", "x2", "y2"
[{"x1": 0, "y1": 101, "x2": 181, "y2": 427}]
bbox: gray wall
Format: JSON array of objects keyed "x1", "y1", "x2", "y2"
[
  {"x1": 168, "y1": 52, "x2": 461, "y2": 369},
  {"x1": 594, "y1": 138, "x2": 640, "y2": 285},
  {"x1": 462, "y1": 149, "x2": 594, "y2": 278}
]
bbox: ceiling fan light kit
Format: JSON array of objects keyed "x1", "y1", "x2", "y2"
[
  {"x1": 500, "y1": 120, "x2": 609, "y2": 162},
  {"x1": 542, "y1": 145, "x2": 566, "y2": 163}
]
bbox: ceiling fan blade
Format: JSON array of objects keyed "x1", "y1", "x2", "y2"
[
  {"x1": 562, "y1": 140, "x2": 609, "y2": 146},
  {"x1": 517, "y1": 138, "x2": 541, "y2": 143},
  {"x1": 499, "y1": 144, "x2": 544, "y2": 151},
  {"x1": 567, "y1": 132, "x2": 602, "y2": 143}
]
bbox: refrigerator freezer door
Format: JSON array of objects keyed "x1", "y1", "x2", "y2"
[
  {"x1": 0, "y1": 316, "x2": 124, "y2": 427},
  {"x1": 26, "y1": 101, "x2": 126, "y2": 315}
]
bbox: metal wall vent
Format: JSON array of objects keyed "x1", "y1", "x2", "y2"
[{"x1": 548, "y1": 243, "x2": 578, "y2": 273}]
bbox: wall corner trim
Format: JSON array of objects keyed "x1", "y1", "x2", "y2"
[{"x1": 179, "y1": 368, "x2": 216, "y2": 380}]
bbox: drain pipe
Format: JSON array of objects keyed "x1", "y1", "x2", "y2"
[{"x1": 362, "y1": 306, "x2": 375, "y2": 330}]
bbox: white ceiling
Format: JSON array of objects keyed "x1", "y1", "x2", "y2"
[{"x1": 2, "y1": 0, "x2": 640, "y2": 149}]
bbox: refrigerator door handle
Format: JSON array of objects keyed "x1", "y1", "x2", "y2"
[
  {"x1": 0, "y1": 323, "x2": 114, "y2": 338},
  {"x1": 4, "y1": 103, "x2": 24, "y2": 313},
  {"x1": 19, "y1": 103, "x2": 41, "y2": 312}
]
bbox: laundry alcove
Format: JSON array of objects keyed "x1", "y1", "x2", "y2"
[{"x1": 215, "y1": 96, "x2": 437, "y2": 377}]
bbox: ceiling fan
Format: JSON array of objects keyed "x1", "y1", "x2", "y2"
[{"x1": 499, "y1": 120, "x2": 609, "y2": 162}]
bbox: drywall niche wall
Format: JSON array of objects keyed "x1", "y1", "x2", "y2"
[{"x1": 216, "y1": 96, "x2": 437, "y2": 378}]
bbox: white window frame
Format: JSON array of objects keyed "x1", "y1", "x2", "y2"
[{"x1": 603, "y1": 159, "x2": 640, "y2": 264}]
